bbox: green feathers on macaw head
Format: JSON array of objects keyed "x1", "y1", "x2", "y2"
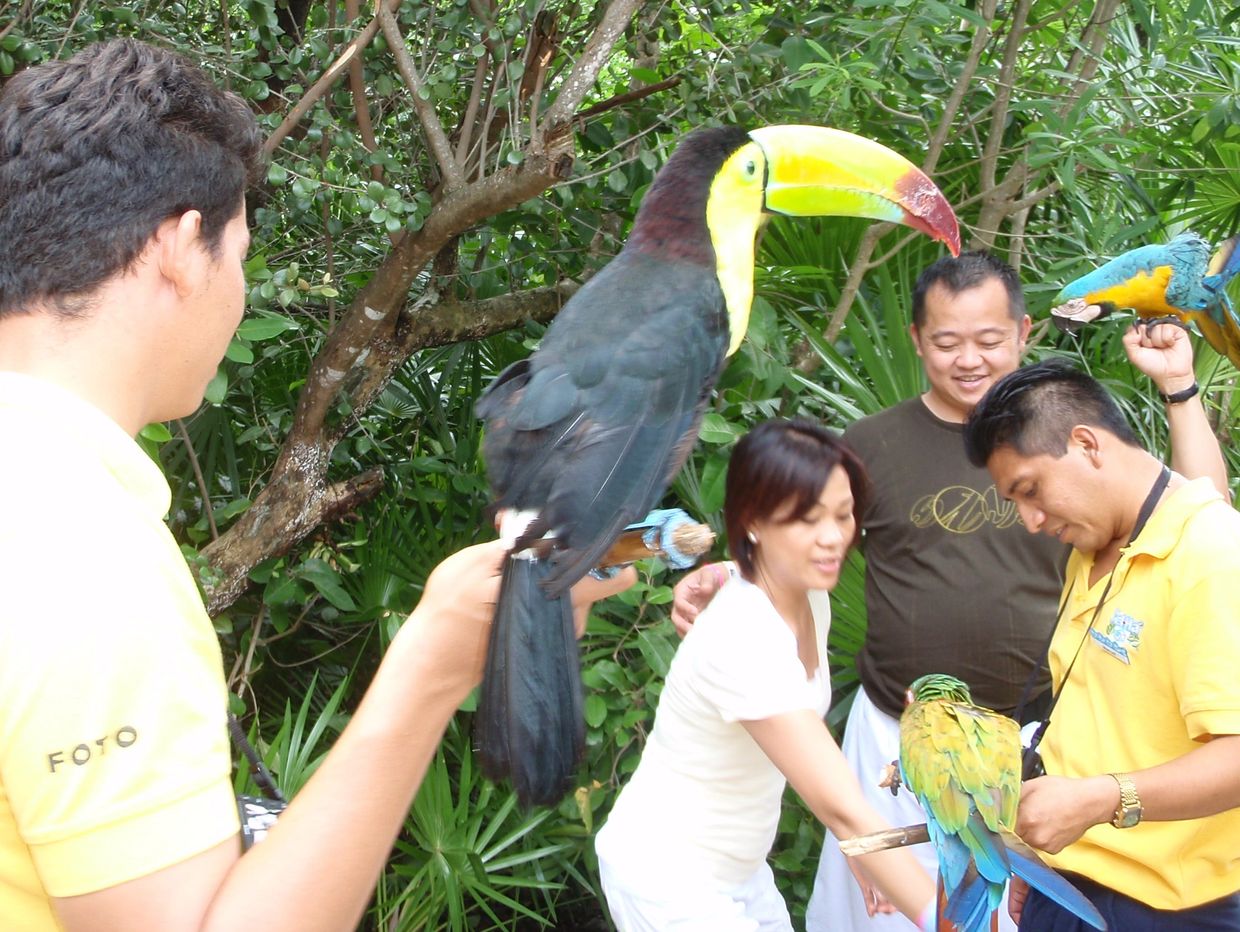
[
  {"x1": 906, "y1": 673, "x2": 974, "y2": 706},
  {"x1": 1050, "y1": 231, "x2": 1240, "y2": 369}
]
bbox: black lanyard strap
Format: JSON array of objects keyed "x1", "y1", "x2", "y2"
[{"x1": 1015, "y1": 464, "x2": 1171, "y2": 770}]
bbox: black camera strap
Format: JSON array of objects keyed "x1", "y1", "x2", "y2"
[
  {"x1": 228, "y1": 713, "x2": 287, "y2": 804},
  {"x1": 1015, "y1": 464, "x2": 1171, "y2": 778}
]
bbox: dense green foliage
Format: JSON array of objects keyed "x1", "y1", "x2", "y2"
[{"x1": 6, "y1": 1, "x2": 1239, "y2": 927}]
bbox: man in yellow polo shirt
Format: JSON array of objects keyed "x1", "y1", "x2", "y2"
[
  {"x1": 0, "y1": 38, "x2": 628, "y2": 931},
  {"x1": 964, "y1": 358, "x2": 1240, "y2": 929}
]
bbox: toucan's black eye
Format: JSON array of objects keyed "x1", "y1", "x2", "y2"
[{"x1": 745, "y1": 160, "x2": 757, "y2": 177}]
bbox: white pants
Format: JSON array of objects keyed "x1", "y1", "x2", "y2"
[
  {"x1": 805, "y1": 686, "x2": 1016, "y2": 932},
  {"x1": 599, "y1": 855, "x2": 792, "y2": 932}
]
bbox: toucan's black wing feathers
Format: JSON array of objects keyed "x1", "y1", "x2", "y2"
[{"x1": 481, "y1": 250, "x2": 727, "y2": 592}]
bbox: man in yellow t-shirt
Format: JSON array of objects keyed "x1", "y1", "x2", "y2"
[
  {"x1": 965, "y1": 358, "x2": 1240, "y2": 929},
  {"x1": 0, "y1": 38, "x2": 628, "y2": 931}
]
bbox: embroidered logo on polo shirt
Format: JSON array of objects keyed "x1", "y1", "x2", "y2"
[{"x1": 1090, "y1": 610, "x2": 1143, "y2": 664}]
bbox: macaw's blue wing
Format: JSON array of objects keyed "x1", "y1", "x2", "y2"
[{"x1": 1050, "y1": 232, "x2": 1240, "y2": 369}]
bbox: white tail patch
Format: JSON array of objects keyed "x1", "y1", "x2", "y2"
[{"x1": 498, "y1": 508, "x2": 555, "y2": 561}]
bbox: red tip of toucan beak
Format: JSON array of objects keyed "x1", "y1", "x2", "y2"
[
  {"x1": 904, "y1": 688, "x2": 915, "y2": 707},
  {"x1": 897, "y1": 170, "x2": 961, "y2": 257}
]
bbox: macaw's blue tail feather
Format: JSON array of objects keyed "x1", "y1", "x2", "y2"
[
  {"x1": 475, "y1": 555, "x2": 583, "y2": 808},
  {"x1": 929, "y1": 828, "x2": 974, "y2": 897},
  {"x1": 942, "y1": 865, "x2": 1001, "y2": 932},
  {"x1": 960, "y1": 810, "x2": 1011, "y2": 883},
  {"x1": 1000, "y1": 830, "x2": 1107, "y2": 930}
]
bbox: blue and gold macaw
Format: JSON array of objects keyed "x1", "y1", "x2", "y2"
[
  {"x1": 898, "y1": 674, "x2": 1106, "y2": 931},
  {"x1": 1050, "y1": 232, "x2": 1240, "y2": 369}
]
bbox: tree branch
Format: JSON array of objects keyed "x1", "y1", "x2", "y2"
[
  {"x1": 540, "y1": 0, "x2": 647, "y2": 132},
  {"x1": 576, "y1": 77, "x2": 682, "y2": 120},
  {"x1": 344, "y1": 0, "x2": 382, "y2": 182},
  {"x1": 264, "y1": 0, "x2": 398, "y2": 158},
  {"x1": 979, "y1": 0, "x2": 1032, "y2": 193},
  {"x1": 378, "y1": 3, "x2": 465, "y2": 190},
  {"x1": 201, "y1": 283, "x2": 577, "y2": 613}
]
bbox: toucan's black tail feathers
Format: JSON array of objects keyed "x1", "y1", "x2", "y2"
[{"x1": 476, "y1": 556, "x2": 583, "y2": 808}]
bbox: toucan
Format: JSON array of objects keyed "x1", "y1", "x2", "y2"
[
  {"x1": 1050, "y1": 231, "x2": 1240, "y2": 369},
  {"x1": 476, "y1": 124, "x2": 961, "y2": 807}
]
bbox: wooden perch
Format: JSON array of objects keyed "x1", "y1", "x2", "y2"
[
  {"x1": 838, "y1": 823, "x2": 931, "y2": 857},
  {"x1": 600, "y1": 520, "x2": 715, "y2": 567}
]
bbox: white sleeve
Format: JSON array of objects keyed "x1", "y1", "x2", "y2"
[{"x1": 688, "y1": 587, "x2": 818, "y2": 723}]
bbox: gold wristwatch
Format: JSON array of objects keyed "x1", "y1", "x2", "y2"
[{"x1": 1108, "y1": 773, "x2": 1142, "y2": 829}]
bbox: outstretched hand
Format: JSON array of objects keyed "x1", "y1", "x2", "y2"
[
  {"x1": 670, "y1": 563, "x2": 725, "y2": 637},
  {"x1": 403, "y1": 540, "x2": 640, "y2": 699},
  {"x1": 403, "y1": 539, "x2": 507, "y2": 696}
]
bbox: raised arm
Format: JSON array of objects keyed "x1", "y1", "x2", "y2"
[{"x1": 1123, "y1": 322, "x2": 1229, "y2": 499}]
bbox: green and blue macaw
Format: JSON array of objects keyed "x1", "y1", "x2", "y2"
[
  {"x1": 898, "y1": 674, "x2": 1106, "y2": 931},
  {"x1": 1050, "y1": 232, "x2": 1240, "y2": 369}
]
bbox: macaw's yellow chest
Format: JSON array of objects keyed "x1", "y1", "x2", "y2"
[{"x1": 1095, "y1": 265, "x2": 1178, "y2": 316}]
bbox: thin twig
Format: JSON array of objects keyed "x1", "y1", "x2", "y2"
[
  {"x1": 0, "y1": 0, "x2": 33, "y2": 45},
  {"x1": 264, "y1": 2, "x2": 396, "y2": 158},
  {"x1": 344, "y1": 0, "x2": 383, "y2": 183},
  {"x1": 176, "y1": 418, "x2": 218, "y2": 541},
  {"x1": 377, "y1": 4, "x2": 464, "y2": 189}
]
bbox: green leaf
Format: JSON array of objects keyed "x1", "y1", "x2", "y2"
[
  {"x1": 698, "y1": 412, "x2": 741, "y2": 444},
  {"x1": 225, "y1": 340, "x2": 255, "y2": 363},
  {"x1": 635, "y1": 628, "x2": 675, "y2": 679},
  {"x1": 139, "y1": 422, "x2": 173, "y2": 443},
  {"x1": 235, "y1": 316, "x2": 298, "y2": 340},
  {"x1": 203, "y1": 370, "x2": 228, "y2": 405},
  {"x1": 264, "y1": 574, "x2": 301, "y2": 604},
  {"x1": 584, "y1": 694, "x2": 607, "y2": 728}
]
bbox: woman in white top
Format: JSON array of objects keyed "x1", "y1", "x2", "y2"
[{"x1": 595, "y1": 419, "x2": 934, "y2": 931}]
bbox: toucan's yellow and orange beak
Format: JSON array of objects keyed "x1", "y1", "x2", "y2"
[{"x1": 748, "y1": 125, "x2": 961, "y2": 257}]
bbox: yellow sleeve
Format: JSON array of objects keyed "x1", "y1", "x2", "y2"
[{"x1": 0, "y1": 520, "x2": 240, "y2": 897}]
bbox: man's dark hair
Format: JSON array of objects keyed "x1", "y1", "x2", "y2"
[
  {"x1": 963, "y1": 358, "x2": 1141, "y2": 467},
  {"x1": 725, "y1": 418, "x2": 870, "y2": 579},
  {"x1": 911, "y1": 250, "x2": 1025, "y2": 328},
  {"x1": 0, "y1": 38, "x2": 264, "y2": 317}
]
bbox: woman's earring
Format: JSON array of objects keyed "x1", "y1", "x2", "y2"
[{"x1": 747, "y1": 531, "x2": 758, "y2": 545}]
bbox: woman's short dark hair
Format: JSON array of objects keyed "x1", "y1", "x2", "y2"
[
  {"x1": 0, "y1": 38, "x2": 264, "y2": 317},
  {"x1": 724, "y1": 418, "x2": 870, "y2": 579}
]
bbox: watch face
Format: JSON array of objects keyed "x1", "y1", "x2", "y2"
[{"x1": 1116, "y1": 807, "x2": 1142, "y2": 829}]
